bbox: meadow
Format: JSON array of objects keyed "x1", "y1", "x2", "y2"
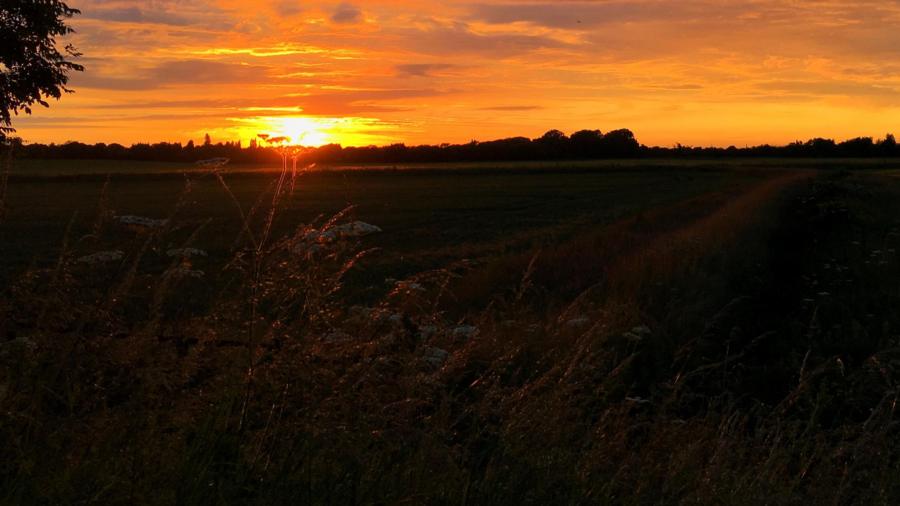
[{"x1": 4, "y1": 158, "x2": 900, "y2": 504}]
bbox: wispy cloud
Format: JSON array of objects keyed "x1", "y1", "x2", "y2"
[
  {"x1": 396, "y1": 63, "x2": 459, "y2": 77},
  {"x1": 331, "y1": 3, "x2": 363, "y2": 24}
]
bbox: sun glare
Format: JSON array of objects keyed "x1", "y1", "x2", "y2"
[
  {"x1": 224, "y1": 115, "x2": 395, "y2": 148},
  {"x1": 274, "y1": 117, "x2": 332, "y2": 146}
]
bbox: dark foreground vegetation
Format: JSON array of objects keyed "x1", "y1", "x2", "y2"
[
  {"x1": 9, "y1": 129, "x2": 900, "y2": 166},
  {"x1": 3, "y1": 160, "x2": 900, "y2": 504}
]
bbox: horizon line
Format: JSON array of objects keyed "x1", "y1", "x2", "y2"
[{"x1": 10, "y1": 130, "x2": 899, "y2": 151}]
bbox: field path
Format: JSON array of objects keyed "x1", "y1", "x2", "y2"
[
  {"x1": 451, "y1": 169, "x2": 817, "y2": 309},
  {"x1": 606, "y1": 169, "x2": 816, "y2": 287}
]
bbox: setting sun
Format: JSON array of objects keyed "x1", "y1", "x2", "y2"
[
  {"x1": 270, "y1": 117, "x2": 332, "y2": 147},
  {"x1": 224, "y1": 115, "x2": 393, "y2": 148}
]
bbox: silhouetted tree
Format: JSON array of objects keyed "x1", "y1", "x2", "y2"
[
  {"x1": 536, "y1": 129, "x2": 570, "y2": 158},
  {"x1": 0, "y1": 0, "x2": 83, "y2": 139},
  {"x1": 539, "y1": 129, "x2": 566, "y2": 142},
  {"x1": 878, "y1": 134, "x2": 897, "y2": 156},
  {"x1": 805, "y1": 138, "x2": 837, "y2": 157},
  {"x1": 839, "y1": 137, "x2": 875, "y2": 157},
  {"x1": 15, "y1": 129, "x2": 900, "y2": 165},
  {"x1": 599, "y1": 129, "x2": 640, "y2": 157},
  {"x1": 571, "y1": 129, "x2": 604, "y2": 158}
]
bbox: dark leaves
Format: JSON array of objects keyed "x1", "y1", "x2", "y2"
[{"x1": 0, "y1": 0, "x2": 83, "y2": 137}]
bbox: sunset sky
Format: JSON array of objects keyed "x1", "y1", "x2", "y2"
[{"x1": 14, "y1": 0, "x2": 900, "y2": 147}]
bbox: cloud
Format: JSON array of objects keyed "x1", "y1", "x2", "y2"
[
  {"x1": 480, "y1": 105, "x2": 544, "y2": 111},
  {"x1": 153, "y1": 60, "x2": 269, "y2": 85},
  {"x1": 294, "y1": 88, "x2": 452, "y2": 115},
  {"x1": 64, "y1": 80, "x2": 449, "y2": 116},
  {"x1": 396, "y1": 21, "x2": 569, "y2": 57},
  {"x1": 71, "y1": 60, "x2": 272, "y2": 90},
  {"x1": 466, "y1": 1, "x2": 721, "y2": 29},
  {"x1": 331, "y1": 3, "x2": 362, "y2": 24},
  {"x1": 82, "y1": 6, "x2": 191, "y2": 26},
  {"x1": 396, "y1": 64, "x2": 458, "y2": 77},
  {"x1": 755, "y1": 79, "x2": 900, "y2": 104},
  {"x1": 275, "y1": 1, "x2": 305, "y2": 16}
]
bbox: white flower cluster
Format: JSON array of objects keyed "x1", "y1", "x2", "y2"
[
  {"x1": 77, "y1": 250, "x2": 125, "y2": 264},
  {"x1": 423, "y1": 346, "x2": 449, "y2": 367},
  {"x1": 115, "y1": 215, "x2": 168, "y2": 229},
  {"x1": 293, "y1": 221, "x2": 382, "y2": 255},
  {"x1": 303, "y1": 221, "x2": 383, "y2": 243},
  {"x1": 196, "y1": 158, "x2": 230, "y2": 170},
  {"x1": 394, "y1": 280, "x2": 426, "y2": 293},
  {"x1": 334, "y1": 221, "x2": 382, "y2": 237},
  {"x1": 168, "y1": 266, "x2": 205, "y2": 279},
  {"x1": 623, "y1": 325, "x2": 652, "y2": 343},
  {"x1": 452, "y1": 325, "x2": 479, "y2": 340},
  {"x1": 166, "y1": 248, "x2": 208, "y2": 259},
  {"x1": 565, "y1": 317, "x2": 591, "y2": 328}
]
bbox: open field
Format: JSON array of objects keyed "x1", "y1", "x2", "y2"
[
  {"x1": 0, "y1": 161, "x2": 757, "y2": 287},
  {"x1": 10, "y1": 156, "x2": 900, "y2": 178},
  {"x1": 5, "y1": 159, "x2": 900, "y2": 504}
]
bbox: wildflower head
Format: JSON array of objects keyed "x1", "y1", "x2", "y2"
[
  {"x1": 196, "y1": 158, "x2": 230, "y2": 171},
  {"x1": 292, "y1": 221, "x2": 382, "y2": 256},
  {"x1": 115, "y1": 215, "x2": 168, "y2": 232},
  {"x1": 166, "y1": 247, "x2": 208, "y2": 259},
  {"x1": 76, "y1": 250, "x2": 125, "y2": 265}
]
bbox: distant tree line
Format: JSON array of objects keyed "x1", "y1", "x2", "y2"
[
  {"x1": 644, "y1": 134, "x2": 900, "y2": 159},
  {"x1": 8, "y1": 129, "x2": 900, "y2": 164}
]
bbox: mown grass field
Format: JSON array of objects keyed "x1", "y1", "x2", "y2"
[{"x1": 4, "y1": 158, "x2": 900, "y2": 504}]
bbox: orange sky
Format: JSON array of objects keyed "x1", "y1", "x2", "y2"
[{"x1": 13, "y1": 0, "x2": 900, "y2": 147}]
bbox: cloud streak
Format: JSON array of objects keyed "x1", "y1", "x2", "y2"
[{"x1": 331, "y1": 3, "x2": 363, "y2": 24}]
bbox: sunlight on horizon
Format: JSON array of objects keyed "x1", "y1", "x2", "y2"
[
  {"x1": 268, "y1": 117, "x2": 333, "y2": 146},
  {"x1": 213, "y1": 115, "x2": 400, "y2": 148}
]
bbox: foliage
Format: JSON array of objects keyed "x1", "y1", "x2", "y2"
[{"x1": 0, "y1": 0, "x2": 83, "y2": 139}]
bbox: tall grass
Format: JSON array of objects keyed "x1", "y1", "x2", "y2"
[
  {"x1": 5, "y1": 165, "x2": 900, "y2": 504},
  {"x1": 0, "y1": 141, "x2": 11, "y2": 224}
]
